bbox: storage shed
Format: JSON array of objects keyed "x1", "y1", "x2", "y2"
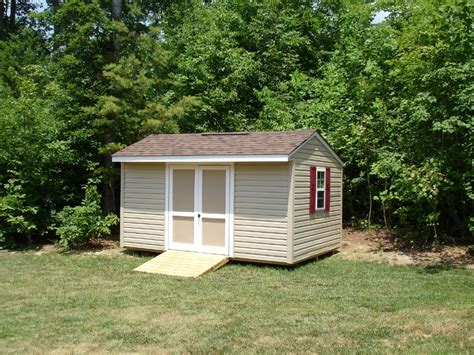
[{"x1": 112, "y1": 130, "x2": 343, "y2": 265}]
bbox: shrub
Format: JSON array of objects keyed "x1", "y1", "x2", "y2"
[
  {"x1": 54, "y1": 183, "x2": 118, "y2": 249},
  {"x1": 0, "y1": 178, "x2": 39, "y2": 248}
]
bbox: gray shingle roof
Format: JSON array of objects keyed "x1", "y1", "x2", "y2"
[{"x1": 113, "y1": 130, "x2": 316, "y2": 157}]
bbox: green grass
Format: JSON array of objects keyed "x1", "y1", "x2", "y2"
[{"x1": 1, "y1": 251, "x2": 473, "y2": 353}]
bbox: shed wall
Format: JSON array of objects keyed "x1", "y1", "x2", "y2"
[
  {"x1": 233, "y1": 163, "x2": 289, "y2": 263},
  {"x1": 291, "y1": 137, "x2": 343, "y2": 262},
  {"x1": 121, "y1": 163, "x2": 166, "y2": 250}
]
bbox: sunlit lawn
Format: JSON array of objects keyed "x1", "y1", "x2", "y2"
[{"x1": 1, "y1": 251, "x2": 472, "y2": 353}]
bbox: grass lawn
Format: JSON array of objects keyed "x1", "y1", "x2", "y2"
[{"x1": 1, "y1": 251, "x2": 473, "y2": 353}]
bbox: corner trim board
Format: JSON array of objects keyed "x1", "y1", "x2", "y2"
[
  {"x1": 164, "y1": 163, "x2": 170, "y2": 251},
  {"x1": 120, "y1": 162, "x2": 124, "y2": 248},
  {"x1": 287, "y1": 160, "x2": 294, "y2": 264}
]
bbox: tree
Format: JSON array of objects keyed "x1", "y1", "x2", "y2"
[
  {"x1": 164, "y1": 0, "x2": 325, "y2": 131},
  {"x1": 0, "y1": 0, "x2": 35, "y2": 40},
  {"x1": 0, "y1": 66, "x2": 92, "y2": 246},
  {"x1": 256, "y1": 0, "x2": 473, "y2": 242},
  {"x1": 0, "y1": 0, "x2": 471, "y2": 247}
]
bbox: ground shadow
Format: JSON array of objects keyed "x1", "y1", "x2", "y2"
[
  {"x1": 121, "y1": 249, "x2": 160, "y2": 258},
  {"x1": 227, "y1": 250, "x2": 339, "y2": 271},
  {"x1": 421, "y1": 263, "x2": 457, "y2": 274}
]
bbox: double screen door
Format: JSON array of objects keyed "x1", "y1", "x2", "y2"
[{"x1": 168, "y1": 165, "x2": 230, "y2": 255}]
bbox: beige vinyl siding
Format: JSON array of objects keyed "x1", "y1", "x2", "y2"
[
  {"x1": 233, "y1": 163, "x2": 289, "y2": 263},
  {"x1": 291, "y1": 136, "x2": 343, "y2": 262},
  {"x1": 122, "y1": 163, "x2": 165, "y2": 251}
]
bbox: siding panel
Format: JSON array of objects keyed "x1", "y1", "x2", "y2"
[
  {"x1": 291, "y1": 136, "x2": 343, "y2": 262},
  {"x1": 234, "y1": 163, "x2": 289, "y2": 263},
  {"x1": 122, "y1": 163, "x2": 165, "y2": 251}
]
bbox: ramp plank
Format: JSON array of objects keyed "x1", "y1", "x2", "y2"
[{"x1": 134, "y1": 250, "x2": 228, "y2": 277}]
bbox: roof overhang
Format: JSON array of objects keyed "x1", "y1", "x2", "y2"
[{"x1": 111, "y1": 154, "x2": 289, "y2": 163}]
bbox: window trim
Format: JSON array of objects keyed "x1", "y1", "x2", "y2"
[{"x1": 316, "y1": 167, "x2": 326, "y2": 210}]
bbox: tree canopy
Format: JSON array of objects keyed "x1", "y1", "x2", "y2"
[{"x1": 0, "y1": 0, "x2": 472, "y2": 247}]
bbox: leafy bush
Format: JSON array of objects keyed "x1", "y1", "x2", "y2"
[
  {"x1": 54, "y1": 184, "x2": 118, "y2": 249},
  {"x1": 0, "y1": 178, "x2": 39, "y2": 248}
]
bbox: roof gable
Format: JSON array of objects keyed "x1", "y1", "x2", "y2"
[{"x1": 288, "y1": 131, "x2": 344, "y2": 166}]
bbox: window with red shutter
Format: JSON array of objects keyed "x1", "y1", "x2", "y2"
[
  {"x1": 309, "y1": 166, "x2": 316, "y2": 213},
  {"x1": 325, "y1": 167, "x2": 331, "y2": 212}
]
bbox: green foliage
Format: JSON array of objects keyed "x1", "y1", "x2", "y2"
[
  {"x1": 0, "y1": 66, "x2": 92, "y2": 247},
  {"x1": 164, "y1": 0, "x2": 324, "y2": 131},
  {"x1": 0, "y1": 178, "x2": 38, "y2": 248},
  {"x1": 55, "y1": 183, "x2": 118, "y2": 249},
  {"x1": 0, "y1": 0, "x2": 472, "y2": 247},
  {"x1": 256, "y1": 0, "x2": 473, "y2": 243}
]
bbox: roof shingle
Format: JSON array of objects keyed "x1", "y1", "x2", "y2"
[{"x1": 113, "y1": 130, "x2": 316, "y2": 157}]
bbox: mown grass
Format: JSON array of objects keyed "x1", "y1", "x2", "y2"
[{"x1": 0, "y1": 251, "x2": 472, "y2": 353}]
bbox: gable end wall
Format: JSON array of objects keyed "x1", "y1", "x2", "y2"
[{"x1": 290, "y1": 136, "x2": 343, "y2": 262}]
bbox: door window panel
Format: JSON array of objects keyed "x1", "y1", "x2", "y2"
[
  {"x1": 202, "y1": 218, "x2": 226, "y2": 247},
  {"x1": 172, "y1": 216, "x2": 194, "y2": 244},
  {"x1": 202, "y1": 170, "x2": 226, "y2": 214},
  {"x1": 173, "y1": 169, "x2": 195, "y2": 212}
]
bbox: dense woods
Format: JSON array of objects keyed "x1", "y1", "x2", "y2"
[{"x1": 0, "y1": 0, "x2": 472, "y2": 248}]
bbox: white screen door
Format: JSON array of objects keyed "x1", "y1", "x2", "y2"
[{"x1": 169, "y1": 165, "x2": 229, "y2": 255}]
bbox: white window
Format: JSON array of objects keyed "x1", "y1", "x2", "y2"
[{"x1": 316, "y1": 167, "x2": 325, "y2": 210}]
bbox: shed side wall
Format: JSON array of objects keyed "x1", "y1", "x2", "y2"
[
  {"x1": 291, "y1": 137, "x2": 343, "y2": 262},
  {"x1": 233, "y1": 163, "x2": 289, "y2": 263},
  {"x1": 122, "y1": 163, "x2": 165, "y2": 250}
]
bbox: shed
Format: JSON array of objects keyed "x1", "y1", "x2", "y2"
[{"x1": 112, "y1": 130, "x2": 343, "y2": 265}]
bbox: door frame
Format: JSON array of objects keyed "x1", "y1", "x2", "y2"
[{"x1": 165, "y1": 163, "x2": 234, "y2": 256}]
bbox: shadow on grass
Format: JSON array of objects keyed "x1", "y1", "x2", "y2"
[
  {"x1": 421, "y1": 263, "x2": 457, "y2": 274},
  {"x1": 1, "y1": 241, "x2": 57, "y2": 253},
  {"x1": 227, "y1": 250, "x2": 339, "y2": 271},
  {"x1": 121, "y1": 249, "x2": 160, "y2": 258}
]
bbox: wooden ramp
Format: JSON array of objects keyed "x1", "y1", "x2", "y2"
[{"x1": 134, "y1": 250, "x2": 229, "y2": 277}]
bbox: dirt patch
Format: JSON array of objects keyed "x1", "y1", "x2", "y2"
[
  {"x1": 341, "y1": 229, "x2": 473, "y2": 269},
  {"x1": 36, "y1": 244, "x2": 59, "y2": 254},
  {"x1": 71, "y1": 238, "x2": 124, "y2": 256},
  {"x1": 5, "y1": 229, "x2": 472, "y2": 270},
  {"x1": 7, "y1": 238, "x2": 125, "y2": 256}
]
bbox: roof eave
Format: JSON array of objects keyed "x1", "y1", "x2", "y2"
[{"x1": 111, "y1": 154, "x2": 289, "y2": 163}]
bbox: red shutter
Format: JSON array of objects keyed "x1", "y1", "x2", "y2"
[
  {"x1": 325, "y1": 167, "x2": 331, "y2": 212},
  {"x1": 309, "y1": 166, "x2": 316, "y2": 213}
]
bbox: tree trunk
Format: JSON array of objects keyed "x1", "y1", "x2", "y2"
[
  {"x1": 382, "y1": 179, "x2": 389, "y2": 229},
  {"x1": 9, "y1": 0, "x2": 15, "y2": 33},
  {"x1": 447, "y1": 198, "x2": 470, "y2": 239},
  {"x1": 0, "y1": 0, "x2": 7, "y2": 39},
  {"x1": 102, "y1": 156, "x2": 117, "y2": 214},
  {"x1": 111, "y1": 0, "x2": 122, "y2": 60},
  {"x1": 51, "y1": 0, "x2": 60, "y2": 51},
  {"x1": 102, "y1": 0, "x2": 122, "y2": 214},
  {"x1": 382, "y1": 200, "x2": 388, "y2": 229},
  {"x1": 367, "y1": 163, "x2": 372, "y2": 229}
]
